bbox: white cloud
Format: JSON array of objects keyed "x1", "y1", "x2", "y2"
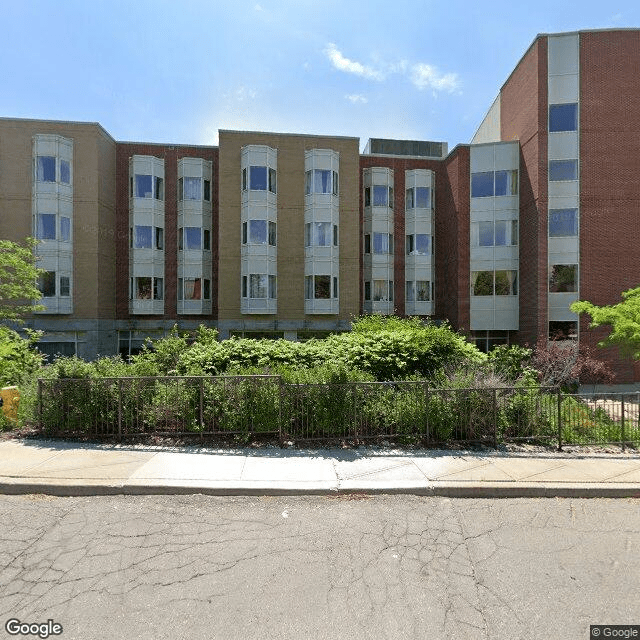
[
  {"x1": 346, "y1": 94, "x2": 368, "y2": 104},
  {"x1": 410, "y1": 63, "x2": 460, "y2": 93},
  {"x1": 323, "y1": 43, "x2": 460, "y2": 94},
  {"x1": 323, "y1": 43, "x2": 385, "y2": 81}
]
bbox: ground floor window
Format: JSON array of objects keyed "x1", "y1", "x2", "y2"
[
  {"x1": 472, "y1": 331, "x2": 510, "y2": 354},
  {"x1": 37, "y1": 342, "x2": 76, "y2": 360},
  {"x1": 549, "y1": 321, "x2": 577, "y2": 341}
]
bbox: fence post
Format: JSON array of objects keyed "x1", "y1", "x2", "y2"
[
  {"x1": 118, "y1": 379, "x2": 122, "y2": 442},
  {"x1": 557, "y1": 388, "x2": 563, "y2": 451},
  {"x1": 278, "y1": 377, "x2": 284, "y2": 447},
  {"x1": 493, "y1": 388, "x2": 498, "y2": 448},
  {"x1": 425, "y1": 383, "x2": 430, "y2": 444},
  {"x1": 199, "y1": 378, "x2": 204, "y2": 443},
  {"x1": 621, "y1": 394, "x2": 626, "y2": 452},
  {"x1": 38, "y1": 379, "x2": 43, "y2": 430}
]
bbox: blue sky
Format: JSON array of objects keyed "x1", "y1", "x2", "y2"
[{"x1": 2, "y1": 0, "x2": 639, "y2": 151}]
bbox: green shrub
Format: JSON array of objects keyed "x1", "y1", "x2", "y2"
[{"x1": 0, "y1": 326, "x2": 43, "y2": 387}]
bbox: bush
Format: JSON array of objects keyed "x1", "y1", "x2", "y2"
[{"x1": 0, "y1": 326, "x2": 43, "y2": 387}]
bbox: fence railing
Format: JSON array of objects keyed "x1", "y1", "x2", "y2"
[{"x1": 37, "y1": 376, "x2": 640, "y2": 448}]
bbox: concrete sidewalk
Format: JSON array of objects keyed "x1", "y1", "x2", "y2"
[{"x1": 1, "y1": 438, "x2": 640, "y2": 498}]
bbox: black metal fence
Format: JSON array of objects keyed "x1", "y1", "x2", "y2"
[{"x1": 37, "y1": 376, "x2": 640, "y2": 448}]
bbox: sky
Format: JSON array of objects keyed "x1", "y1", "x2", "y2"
[{"x1": 2, "y1": 0, "x2": 639, "y2": 152}]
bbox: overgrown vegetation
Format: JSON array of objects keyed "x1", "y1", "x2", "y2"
[{"x1": 1, "y1": 316, "x2": 634, "y2": 446}]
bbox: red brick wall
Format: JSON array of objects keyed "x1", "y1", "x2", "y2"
[
  {"x1": 500, "y1": 37, "x2": 548, "y2": 348},
  {"x1": 359, "y1": 155, "x2": 448, "y2": 320},
  {"x1": 580, "y1": 30, "x2": 640, "y2": 382},
  {"x1": 115, "y1": 143, "x2": 218, "y2": 321},
  {"x1": 441, "y1": 146, "x2": 470, "y2": 331}
]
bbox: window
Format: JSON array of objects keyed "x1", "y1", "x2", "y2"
[
  {"x1": 183, "y1": 177, "x2": 201, "y2": 200},
  {"x1": 494, "y1": 170, "x2": 518, "y2": 196},
  {"x1": 495, "y1": 220, "x2": 518, "y2": 246},
  {"x1": 472, "y1": 271, "x2": 493, "y2": 296},
  {"x1": 364, "y1": 187, "x2": 371, "y2": 207},
  {"x1": 472, "y1": 171, "x2": 517, "y2": 197},
  {"x1": 495, "y1": 270, "x2": 518, "y2": 295},
  {"x1": 36, "y1": 214, "x2": 56, "y2": 240},
  {"x1": 333, "y1": 225, "x2": 338, "y2": 246},
  {"x1": 248, "y1": 220, "x2": 266, "y2": 244},
  {"x1": 37, "y1": 156, "x2": 56, "y2": 182},
  {"x1": 549, "y1": 321, "x2": 577, "y2": 340},
  {"x1": 364, "y1": 234, "x2": 371, "y2": 253},
  {"x1": 407, "y1": 281, "x2": 430, "y2": 302},
  {"x1": 60, "y1": 160, "x2": 70, "y2": 184},
  {"x1": 242, "y1": 168, "x2": 247, "y2": 191},
  {"x1": 364, "y1": 281, "x2": 371, "y2": 301},
  {"x1": 405, "y1": 281, "x2": 414, "y2": 302},
  {"x1": 415, "y1": 187, "x2": 430, "y2": 208},
  {"x1": 38, "y1": 271, "x2": 56, "y2": 297},
  {"x1": 373, "y1": 280, "x2": 393, "y2": 302},
  {"x1": 476, "y1": 221, "x2": 518, "y2": 246},
  {"x1": 155, "y1": 228, "x2": 163, "y2": 250},
  {"x1": 249, "y1": 166, "x2": 268, "y2": 191},
  {"x1": 333, "y1": 277, "x2": 338, "y2": 298},
  {"x1": 416, "y1": 280, "x2": 430, "y2": 301},
  {"x1": 250, "y1": 166, "x2": 266, "y2": 190},
  {"x1": 60, "y1": 276, "x2": 70, "y2": 297},
  {"x1": 250, "y1": 274, "x2": 267, "y2": 298},
  {"x1": 203, "y1": 279, "x2": 211, "y2": 300},
  {"x1": 153, "y1": 278, "x2": 163, "y2": 300},
  {"x1": 306, "y1": 169, "x2": 332, "y2": 194},
  {"x1": 472, "y1": 271, "x2": 517, "y2": 296},
  {"x1": 305, "y1": 222, "x2": 331, "y2": 247},
  {"x1": 204, "y1": 229, "x2": 211, "y2": 250},
  {"x1": 471, "y1": 172, "x2": 494, "y2": 197},
  {"x1": 549, "y1": 159, "x2": 578, "y2": 181},
  {"x1": 269, "y1": 222, "x2": 277, "y2": 246},
  {"x1": 135, "y1": 174, "x2": 153, "y2": 198},
  {"x1": 184, "y1": 278, "x2": 202, "y2": 300},
  {"x1": 478, "y1": 221, "x2": 494, "y2": 246},
  {"x1": 60, "y1": 217, "x2": 70, "y2": 242},
  {"x1": 132, "y1": 277, "x2": 162, "y2": 300},
  {"x1": 473, "y1": 331, "x2": 509, "y2": 353},
  {"x1": 242, "y1": 222, "x2": 247, "y2": 244},
  {"x1": 372, "y1": 185, "x2": 392, "y2": 207},
  {"x1": 305, "y1": 275, "x2": 331, "y2": 300},
  {"x1": 549, "y1": 103, "x2": 578, "y2": 132},
  {"x1": 155, "y1": 177, "x2": 164, "y2": 200},
  {"x1": 180, "y1": 227, "x2": 202, "y2": 250},
  {"x1": 549, "y1": 208, "x2": 578, "y2": 236},
  {"x1": 406, "y1": 187, "x2": 431, "y2": 209},
  {"x1": 373, "y1": 232, "x2": 393, "y2": 254},
  {"x1": 549, "y1": 264, "x2": 578, "y2": 292},
  {"x1": 405, "y1": 188, "x2": 414, "y2": 210},
  {"x1": 269, "y1": 168, "x2": 277, "y2": 193},
  {"x1": 204, "y1": 179, "x2": 211, "y2": 201},
  {"x1": 133, "y1": 226, "x2": 152, "y2": 249},
  {"x1": 406, "y1": 233, "x2": 431, "y2": 255},
  {"x1": 242, "y1": 276, "x2": 247, "y2": 298}
]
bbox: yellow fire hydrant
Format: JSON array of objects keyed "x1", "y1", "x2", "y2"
[{"x1": 0, "y1": 386, "x2": 20, "y2": 423}]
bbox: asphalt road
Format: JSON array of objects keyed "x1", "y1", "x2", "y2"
[{"x1": 0, "y1": 494, "x2": 638, "y2": 640}]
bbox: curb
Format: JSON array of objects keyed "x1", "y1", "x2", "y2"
[{"x1": 1, "y1": 481, "x2": 639, "y2": 499}]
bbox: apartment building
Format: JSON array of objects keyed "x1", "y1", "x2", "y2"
[{"x1": 1, "y1": 29, "x2": 639, "y2": 384}]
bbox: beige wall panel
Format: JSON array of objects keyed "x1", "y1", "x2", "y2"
[
  {"x1": 219, "y1": 131, "x2": 360, "y2": 324},
  {"x1": 0, "y1": 118, "x2": 116, "y2": 320}
]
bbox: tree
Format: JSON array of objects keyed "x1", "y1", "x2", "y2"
[
  {"x1": 571, "y1": 286, "x2": 640, "y2": 359},
  {"x1": 0, "y1": 238, "x2": 44, "y2": 321}
]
